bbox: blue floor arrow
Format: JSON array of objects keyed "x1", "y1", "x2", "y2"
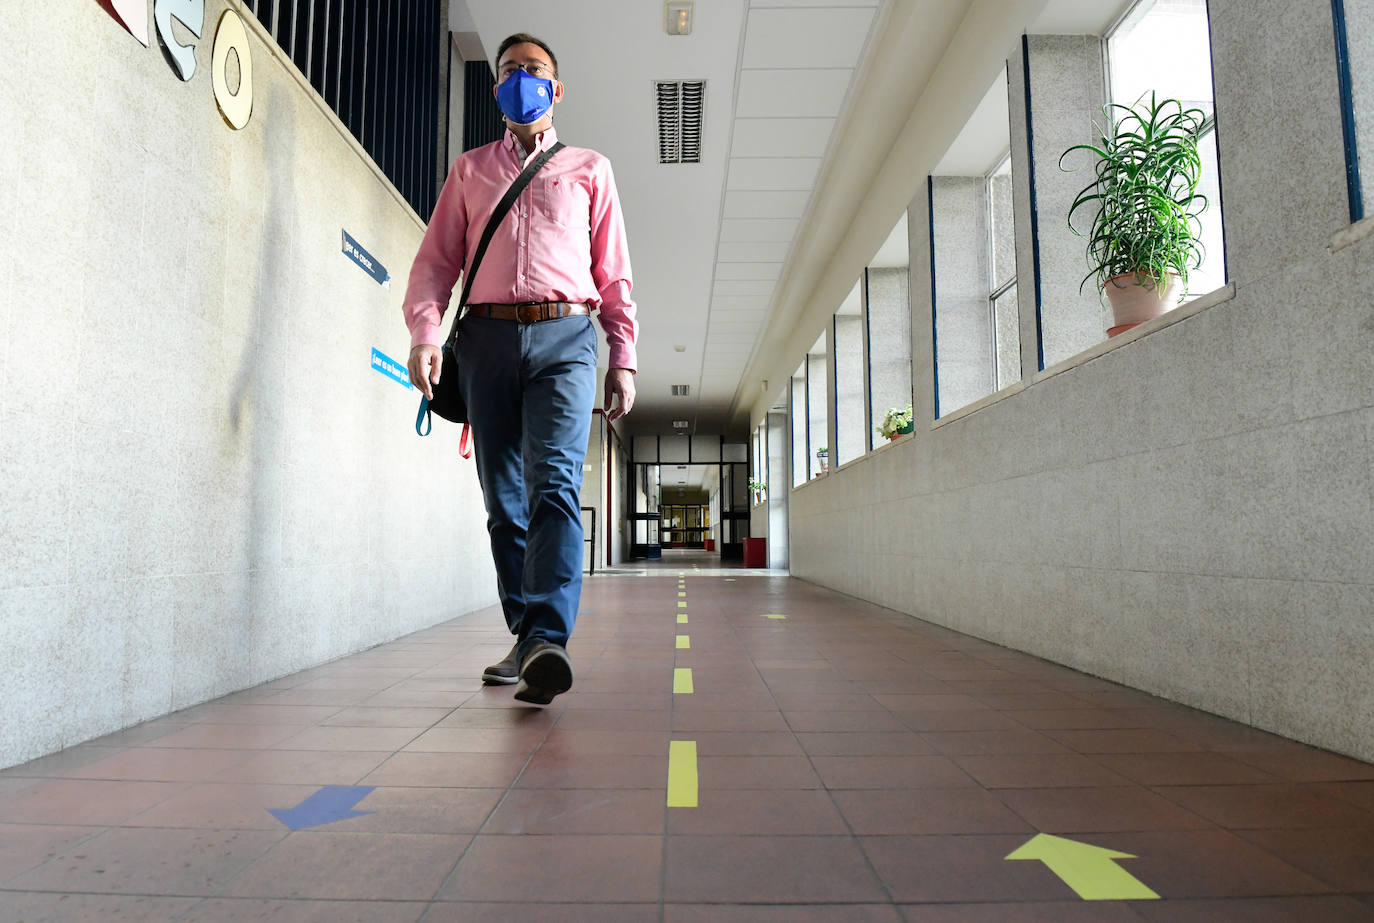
[{"x1": 269, "y1": 786, "x2": 375, "y2": 830}]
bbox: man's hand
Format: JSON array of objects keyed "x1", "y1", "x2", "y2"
[
  {"x1": 408, "y1": 344, "x2": 442, "y2": 400},
  {"x1": 604, "y1": 368, "x2": 635, "y2": 422}
]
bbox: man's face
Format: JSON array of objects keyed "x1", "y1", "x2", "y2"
[{"x1": 495, "y1": 42, "x2": 563, "y2": 114}]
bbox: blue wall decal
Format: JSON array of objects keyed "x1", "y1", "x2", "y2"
[
  {"x1": 371, "y1": 348, "x2": 412, "y2": 389},
  {"x1": 343, "y1": 230, "x2": 391, "y2": 288}
]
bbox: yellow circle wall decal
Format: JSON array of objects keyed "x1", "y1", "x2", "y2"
[{"x1": 212, "y1": 10, "x2": 254, "y2": 130}]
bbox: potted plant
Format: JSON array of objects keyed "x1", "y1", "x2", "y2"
[
  {"x1": 815, "y1": 447, "x2": 829, "y2": 473},
  {"x1": 748, "y1": 478, "x2": 767, "y2": 505},
  {"x1": 1061, "y1": 93, "x2": 1209, "y2": 336},
  {"x1": 877, "y1": 404, "x2": 914, "y2": 441}
]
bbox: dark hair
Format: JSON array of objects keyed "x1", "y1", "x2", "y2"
[{"x1": 496, "y1": 33, "x2": 558, "y2": 78}]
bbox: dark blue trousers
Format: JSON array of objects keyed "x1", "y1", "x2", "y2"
[{"x1": 453, "y1": 313, "x2": 597, "y2": 661}]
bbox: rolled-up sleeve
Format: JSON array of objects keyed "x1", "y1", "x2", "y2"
[
  {"x1": 588, "y1": 159, "x2": 638, "y2": 372},
  {"x1": 403, "y1": 161, "x2": 468, "y2": 349}
]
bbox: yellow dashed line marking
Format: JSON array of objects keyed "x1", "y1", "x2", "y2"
[
  {"x1": 677, "y1": 613, "x2": 688, "y2": 624},
  {"x1": 667, "y1": 740, "x2": 698, "y2": 807},
  {"x1": 678, "y1": 601, "x2": 687, "y2": 608},
  {"x1": 678, "y1": 592, "x2": 686, "y2": 597},
  {"x1": 673, "y1": 668, "x2": 694, "y2": 694},
  {"x1": 762, "y1": 614, "x2": 787, "y2": 620},
  {"x1": 676, "y1": 635, "x2": 690, "y2": 649}
]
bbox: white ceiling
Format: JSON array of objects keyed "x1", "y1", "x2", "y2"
[
  {"x1": 453, "y1": 0, "x2": 882, "y2": 436},
  {"x1": 451, "y1": 0, "x2": 1139, "y2": 438}
]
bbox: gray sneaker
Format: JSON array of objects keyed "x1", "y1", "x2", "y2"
[
  {"x1": 513, "y1": 642, "x2": 573, "y2": 705},
  {"x1": 481, "y1": 643, "x2": 520, "y2": 685}
]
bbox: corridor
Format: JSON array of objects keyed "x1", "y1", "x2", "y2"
[{"x1": 1, "y1": 568, "x2": 1371, "y2": 920}]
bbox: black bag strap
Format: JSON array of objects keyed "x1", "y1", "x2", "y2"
[{"x1": 445, "y1": 141, "x2": 566, "y2": 344}]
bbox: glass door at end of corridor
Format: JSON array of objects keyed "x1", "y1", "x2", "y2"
[{"x1": 659, "y1": 504, "x2": 709, "y2": 549}]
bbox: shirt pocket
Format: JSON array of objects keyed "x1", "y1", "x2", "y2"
[{"x1": 536, "y1": 175, "x2": 590, "y2": 231}]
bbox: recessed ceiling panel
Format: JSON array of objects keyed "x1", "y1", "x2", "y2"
[
  {"x1": 727, "y1": 158, "x2": 821, "y2": 191},
  {"x1": 730, "y1": 118, "x2": 835, "y2": 158},
  {"x1": 713, "y1": 280, "x2": 777, "y2": 297},
  {"x1": 743, "y1": 8, "x2": 875, "y2": 69},
  {"x1": 720, "y1": 218, "x2": 799, "y2": 241},
  {"x1": 736, "y1": 69, "x2": 852, "y2": 119},
  {"x1": 716, "y1": 240, "x2": 793, "y2": 262},
  {"x1": 723, "y1": 190, "x2": 811, "y2": 219},
  {"x1": 714, "y1": 262, "x2": 783, "y2": 281}
]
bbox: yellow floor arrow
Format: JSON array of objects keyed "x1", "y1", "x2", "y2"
[{"x1": 1006, "y1": 834, "x2": 1159, "y2": 900}]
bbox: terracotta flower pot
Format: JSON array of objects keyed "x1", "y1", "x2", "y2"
[{"x1": 1104, "y1": 271, "x2": 1182, "y2": 337}]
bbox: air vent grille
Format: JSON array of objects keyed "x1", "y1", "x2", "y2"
[
  {"x1": 656, "y1": 80, "x2": 704, "y2": 164},
  {"x1": 671, "y1": 384, "x2": 691, "y2": 397}
]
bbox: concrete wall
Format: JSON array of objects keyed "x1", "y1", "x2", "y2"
[
  {"x1": 0, "y1": 2, "x2": 497, "y2": 768},
  {"x1": 789, "y1": 0, "x2": 1374, "y2": 762}
]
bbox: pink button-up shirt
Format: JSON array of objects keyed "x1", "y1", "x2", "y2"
[{"x1": 403, "y1": 127, "x2": 638, "y2": 371}]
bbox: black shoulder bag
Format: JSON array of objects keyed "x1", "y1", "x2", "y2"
[{"x1": 416, "y1": 141, "x2": 566, "y2": 441}]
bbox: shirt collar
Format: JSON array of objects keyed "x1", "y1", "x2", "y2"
[{"x1": 505, "y1": 126, "x2": 559, "y2": 164}]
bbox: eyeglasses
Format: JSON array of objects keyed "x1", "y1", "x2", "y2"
[{"x1": 498, "y1": 61, "x2": 555, "y2": 80}]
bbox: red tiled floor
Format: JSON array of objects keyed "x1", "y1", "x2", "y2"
[
  {"x1": 0, "y1": 893, "x2": 199, "y2": 921},
  {"x1": 667, "y1": 906, "x2": 903, "y2": 922},
  {"x1": 663, "y1": 834, "x2": 887, "y2": 903},
  {"x1": 438, "y1": 834, "x2": 662, "y2": 902},
  {"x1": 900, "y1": 902, "x2": 1147, "y2": 921},
  {"x1": 177, "y1": 898, "x2": 427, "y2": 922},
  {"x1": 812, "y1": 754, "x2": 980, "y2": 790},
  {"x1": 6, "y1": 827, "x2": 283, "y2": 895},
  {"x1": 427, "y1": 902, "x2": 659, "y2": 922},
  {"x1": 482, "y1": 788, "x2": 666, "y2": 834},
  {"x1": 1152, "y1": 784, "x2": 1374, "y2": 829},
  {"x1": 666, "y1": 789, "x2": 849, "y2": 835},
  {"x1": 860, "y1": 834, "x2": 1081, "y2": 903},
  {"x1": 0, "y1": 778, "x2": 188, "y2": 825},
  {"x1": 996, "y1": 786, "x2": 1215, "y2": 832},
  {"x1": 1234, "y1": 827, "x2": 1374, "y2": 890},
  {"x1": 951, "y1": 753, "x2": 1134, "y2": 789},
  {"x1": 222, "y1": 831, "x2": 469, "y2": 900},
  {"x1": 0, "y1": 562, "x2": 1371, "y2": 920},
  {"x1": 0, "y1": 824, "x2": 98, "y2": 880}
]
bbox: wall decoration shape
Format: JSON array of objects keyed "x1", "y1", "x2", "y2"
[
  {"x1": 155, "y1": 0, "x2": 204, "y2": 81},
  {"x1": 98, "y1": 0, "x2": 150, "y2": 46},
  {"x1": 211, "y1": 10, "x2": 253, "y2": 130}
]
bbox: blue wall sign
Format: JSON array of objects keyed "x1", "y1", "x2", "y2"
[
  {"x1": 343, "y1": 230, "x2": 391, "y2": 288},
  {"x1": 371, "y1": 348, "x2": 412, "y2": 389}
]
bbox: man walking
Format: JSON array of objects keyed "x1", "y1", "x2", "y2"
[{"x1": 403, "y1": 33, "x2": 638, "y2": 705}]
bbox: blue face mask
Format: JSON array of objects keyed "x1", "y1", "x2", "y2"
[{"x1": 496, "y1": 69, "x2": 556, "y2": 125}]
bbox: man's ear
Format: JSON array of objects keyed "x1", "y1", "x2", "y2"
[{"x1": 552, "y1": 80, "x2": 565, "y2": 104}]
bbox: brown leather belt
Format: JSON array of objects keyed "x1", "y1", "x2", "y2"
[{"x1": 465, "y1": 301, "x2": 590, "y2": 323}]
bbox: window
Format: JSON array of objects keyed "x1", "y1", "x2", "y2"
[
  {"x1": 1107, "y1": 0, "x2": 1227, "y2": 300},
  {"x1": 240, "y1": 0, "x2": 445, "y2": 216},
  {"x1": 805, "y1": 340, "x2": 829, "y2": 480},
  {"x1": 833, "y1": 282, "x2": 867, "y2": 466},
  {"x1": 931, "y1": 68, "x2": 1018, "y2": 416},
  {"x1": 988, "y1": 155, "x2": 1021, "y2": 391},
  {"x1": 790, "y1": 367, "x2": 807, "y2": 488},
  {"x1": 867, "y1": 215, "x2": 913, "y2": 442}
]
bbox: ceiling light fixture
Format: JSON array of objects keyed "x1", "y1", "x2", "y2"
[{"x1": 665, "y1": 1, "x2": 693, "y2": 35}]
